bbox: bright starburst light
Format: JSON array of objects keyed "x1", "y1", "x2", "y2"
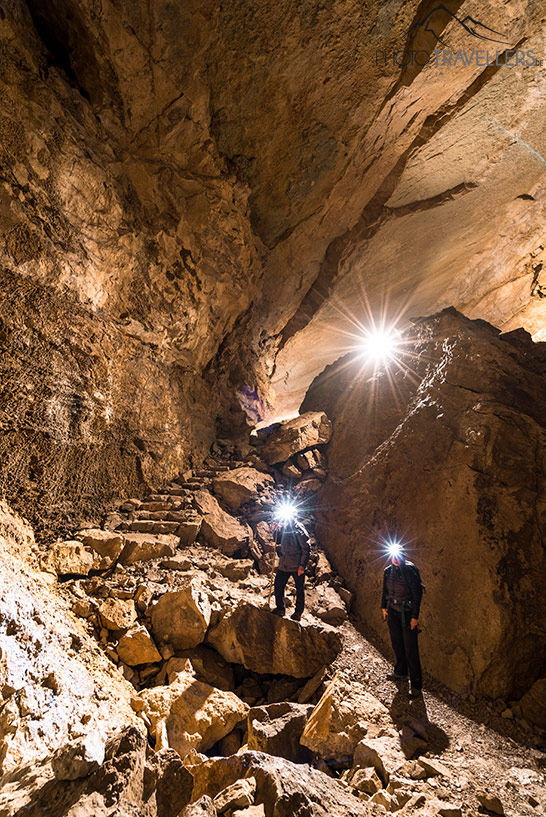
[
  {"x1": 360, "y1": 326, "x2": 401, "y2": 363},
  {"x1": 273, "y1": 499, "x2": 299, "y2": 524}
]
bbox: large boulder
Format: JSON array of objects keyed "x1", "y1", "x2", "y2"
[
  {"x1": 190, "y1": 751, "x2": 370, "y2": 817},
  {"x1": 304, "y1": 310, "x2": 546, "y2": 699},
  {"x1": 258, "y1": 412, "x2": 332, "y2": 464},
  {"x1": 40, "y1": 540, "x2": 100, "y2": 576},
  {"x1": 193, "y1": 491, "x2": 252, "y2": 555},
  {"x1": 247, "y1": 702, "x2": 313, "y2": 763},
  {"x1": 98, "y1": 598, "x2": 137, "y2": 631},
  {"x1": 9, "y1": 727, "x2": 193, "y2": 817},
  {"x1": 213, "y1": 467, "x2": 274, "y2": 510},
  {"x1": 137, "y1": 671, "x2": 248, "y2": 757},
  {"x1": 206, "y1": 603, "x2": 341, "y2": 678},
  {"x1": 300, "y1": 674, "x2": 391, "y2": 762},
  {"x1": 120, "y1": 534, "x2": 179, "y2": 565},
  {"x1": 75, "y1": 529, "x2": 125, "y2": 560},
  {"x1": 151, "y1": 579, "x2": 211, "y2": 651},
  {"x1": 159, "y1": 647, "x2": 234, "y2": 691}
]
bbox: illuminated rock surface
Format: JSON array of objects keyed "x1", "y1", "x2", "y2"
[{"x1": 304, "y1": 309, "x2": 546, "y2": 698}]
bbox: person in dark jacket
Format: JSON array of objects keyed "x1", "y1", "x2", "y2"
[
  {"x1": 272, "y1": 516, "x2": 311, "y2": 622},
  {"x1": 381, "y1": 544, "x2": 423, "y2": 698}
]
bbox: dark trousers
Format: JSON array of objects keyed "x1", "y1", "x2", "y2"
[
  {"x1": 387, "y1": 607, "x2": 422, "y2": 690},
  {"x1": 274, "y1": 569, "x2": 305, "y2": 614}
]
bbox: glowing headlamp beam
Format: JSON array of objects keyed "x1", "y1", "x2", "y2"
[
  {"x1": 387, "y1": 542, "x2": 403, "y2": 560},
  {"x1": 273, "y1": 500, "x2": 299, "y2": 524}
]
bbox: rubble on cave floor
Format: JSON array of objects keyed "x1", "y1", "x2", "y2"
[{"x1": 2, "y1": 412, "x2": 546, "y2": 817}]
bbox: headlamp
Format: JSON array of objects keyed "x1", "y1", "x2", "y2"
[{"x1": 273, "y1": 500, "x2": 298, "y2": 525}]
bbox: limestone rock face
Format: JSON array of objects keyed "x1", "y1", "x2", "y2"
[
  {"x1": 193, "y1": 491, "x2": 251, "y2": 555},
  {"x1": 213, "y1": 468, "x2": 274, "y2": 511},
  {"x1": 138, "y1": 671, "x2": 248, "y2": 757},
  {"x1": 190, "y1": 751, "x2": 369, "y2": 817},
  {"x1": 151, "y1": 579, "x2": 211, "y2": 651},
  {"x1": 300, "y1": 675, "x2": 390, "y2": 762},
  {"x1": 206, "y1": 603, "x2": 342, "y2": 678},
  {"x1": 257, "y1": 413, "x2": 332, "y2": 464},
  {"x1": 0, "y1": 502, "x2": 140, "y2": 776},
  {"x1": 304, "y1": 310, "x2": 546, "y2": 698},
  {"x1": 5, "y1": 727, "x2": 193, "y2": 817}
]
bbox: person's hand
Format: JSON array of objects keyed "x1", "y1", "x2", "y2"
[
  {"x1": 410, "y1": 618, "x2": 419, "y2": 630},
  {"x1": 297, "y1": 565, "x2": 305, "y2": 576},
  {"x1": 382, "y1": 608, "x2": 387, "y2": 621}
]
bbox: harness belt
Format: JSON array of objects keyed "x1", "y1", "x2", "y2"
[{"x1": 387, "y1": 597, "x2": 412, "y2": 628}]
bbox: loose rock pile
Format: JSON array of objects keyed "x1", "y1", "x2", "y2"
[{"x1": 3, "y1": 411, "x2": 544, "y2": 816}]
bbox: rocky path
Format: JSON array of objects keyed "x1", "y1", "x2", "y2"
[{"x1": 3, "y1": 412, "x2": 545, "y2": 817}]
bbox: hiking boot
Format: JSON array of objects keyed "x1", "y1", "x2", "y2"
[
  {"x1": 290, "y1": 611, "x2": 302, "y2": 622},
  {"x1": 386, "y1": 672, "x2": 408, "y2": 682},
  {"x1": 409, "y1": 687, "x2": 423, "y2": 699},
  {"x1": 271, "y1": 607, "x2": 285, "y2": 617}
]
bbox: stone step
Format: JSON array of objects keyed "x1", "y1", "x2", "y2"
[
  {"x1": 127, "y1": 520, "x2": 181, "y2": 534},
  {"x1": 162, "y1": 487, "x2": 196, "y2": 496},
  {"x1": 132, "y1": 507, "x2": 191, "y2": 520}
]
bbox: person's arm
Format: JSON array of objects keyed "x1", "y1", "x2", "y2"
[
  {"x1": 296, "y1": 523, "x2": 311, "y2": 574},
  {"x1": 405, "y1": 564, "x2": 422, "y2": 627}
]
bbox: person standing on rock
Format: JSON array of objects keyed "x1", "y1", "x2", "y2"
[
  {"x1": 271, "y1": 509, "x2": 311, "y2": 622},
  {"x1": 381, "y1": 543, "x2": 423, "y2": 698}
]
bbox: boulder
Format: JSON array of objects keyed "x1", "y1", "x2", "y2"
[
  {"x1": 137, "y1": 671, "x2": 248, "y2": 757},
  {"x1": 206, "y1": 603, "x2": 342, "y2": 677},
  {"x1": 213, "y1": 777, "x2": 256, "y2": 813},
  {"x1": 519, "y1": 677, "x2": 546, "y2": 728},
  {"x1": 477, "y1": 791, "x2": 505, "y2": 815},
  {"x1": 98, "y1": 598, "x2": 137, "y2": 631},
  {"x1": 151, "y1": 578, "x2": 211, "y2": 651},
  {"x1": 213, "y1": 468, "x2": 274, "y2": 510},
  {"x1": 16, "y1": 727, "x2": 193, "y2": 817},
  {"x1": 75, "y1": 528, "x2": 125, "y2": 559},
  {"x1": 40, "y1": 540, "x2": 98, "y2": 576},
  {"x1": 194, "y1": 490, "x2": 251, "y2": 555},
  {"x1": 51, "y1": 733, "x2": 106, "y2": 780},
  {"x1": 344, "y1": 766, "x2": 382, "y2": 795},
  {"x1": 160, "y1": 647, "x2": 234, "y2": 691},
  {"x1": 304, "y1": 310, "x2": 546, "y2": 697},
  {"x1": 247, "y1": 702, "x2": 313, "y2": 763},
  {"x1": 116, "y1": 624, "x2": 162, "y2": 666},
  {"x1": 352, "y1": 736, "x2": 407, "y2": 784},
  {"x1": 258, "y1": 412, "x2": 332, "y2": 464},
  {"x1": 120, "y1": 533, "x2": 178, "y2": 564},
  {"x1": 182, "y1": 796, "x2": 217, "y2": 817},
  {"x1": 300, "y1": 675, "x2": 390, "y2": 762},
  {"x1": 282, "y1": 462, "x2": 302, "y2": 478},
  {"x1": 178, "y1": 519, "x2": 203, "y2": 547},
  {"x1": 311, "y1": 585, "x2": 347, "y2": 626},
  {"x1": 214, "y1": 558, "x2": 254, "y2": 582},
  {"x1": 190, "y1": 751, "x2": 370, "y2": 816}
]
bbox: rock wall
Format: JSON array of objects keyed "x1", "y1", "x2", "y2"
[
  {"x1": 0, "y1": 1, "x2": 263, "y2": 535},
  {"x1": 303, "y1": 309, "x2": 546, "y2": 699}
]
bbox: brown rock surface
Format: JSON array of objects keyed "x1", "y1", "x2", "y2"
[
  {"x1": 258, "y1": 413, "x2": 332, "y2": 464},
  {"x1": 116, "y1": 625, "x2": 162, "y2": 667},
  {"x1": 0, "y1": 502, "x2": 140, "y2": 776},
  {"x1": 247, "y1": 702, "x2": 313, "y2": 764},
  {"x1": 206, "y1": 603, "x2": 342, "y2": 678},
  {"x1": 213, "y1": 468, "x2": 274, "y2": 511},
  {"x1": 137, "y1": 671, "x2": 248, "y2": 757},
  {"x1": 120, "y1": 534, "x2": 179, "y2": 565},
  {"x1": 194, "y1": 491, "x2": 251, "y2": 555},
  {"x1": 300, "y1": 674, "x2": 390, "y2": 762},
  {"x1": 304, "y1": 310, "x2": 546, "y2": 698},
  {"x1": 190, "y1": 751, "x2": 369, "y2": 817},
  {"x1": 75, "y1": 529, "x2": 125, "y2": 559},
  {"x1": 519, "y1": 677, "x2": 546, "y2": 728},
  {"x1": 98, "y1": 598, "x2": 137, "y2": 631},
  {"x1": 151, "y1": 579, "x2": 211, "y2": 651}
]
